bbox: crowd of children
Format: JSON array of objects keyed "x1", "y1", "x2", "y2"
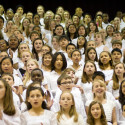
[{"x1": 0, "y1": 4, "x2": 125, "y2": 125}]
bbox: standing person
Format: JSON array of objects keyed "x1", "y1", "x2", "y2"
[
  {"x1": 21, "y1": 86, "x2": 57, "y2": 125},
  {"x1": 57, "y1": 91, "x2": 85, "y2": 125}
]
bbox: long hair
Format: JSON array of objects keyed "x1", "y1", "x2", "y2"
[
  {"x1": 57, "y1": 91, "x2": 78, "y2": 122},
  {"x1": 112, "y1": 63, "x2": 125, "y2": 90},
  {"x1": 25, "y1": 86, "x2": 47, "y2": 110},
  {"x1": 87, "y1": 101, "x2": 107, "y2": 125},
  {"x1": 119, "y1": 80, "x2": 125, "y2": 105},
  {"x1": 82, "y1": 60, "x2": 97, "y2": 83},
  {"x1": 0, "y1": 78, "x2": 16, "y2": 115},
  {"x1": 23, "y1": 59, "x2": 39, "y2": 86}
]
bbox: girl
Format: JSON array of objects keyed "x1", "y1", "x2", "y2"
[
  {"x1": 94, "y1": 32, "x2": 109, "y2": 58},
  {"x1": 23, "y1": 58, "x2": 39, "y2": 87},
  {"x1": 85, "y1": 80, "x2": 117, "y2": 125},
  {"x1": 51, "y1": 36, "x2": 61, "y2": 54},
  {"x1": 62, "y1": 10, "x2": 71, "y2": 25},
  {"x1": 0, "y1": 57, "x2": 23, "y2": 93},
  {"x1": 33, "y1": 14, "x2": 42, "y2": 29},
  {"x1": 54, "y1": 14, "x2": 62, "y2": 25},
  {"x1": 18, "y1": 50, "x2": 32, "y2": 78},
  {"x1": 32, "y1": 38, "x2": 44, "y2": 61},
  {"x1": 99, "y1": 51, "x2": 113, "y2": 85},
  {"x1": 105, "y1": 25, "x2": 114, "y2": 48},
  {"x1": 66, "y1": 24, "x2": 77, "y2": 41},
  {"x1": 86, "y1": 21, "x2": 98, "y2": 41},
  {"x1": 53, "y1": 24, "x2": 65, "y2": 36},
  {"x1": 108, "y1": 63, "x2": 125, "y2": 99},
  {"x1": 46, "y1": 52, "x2": 67, "y2": 96},
  {"x1": 0, "y1": 51, "x2": 9, "y2": 63},
  {"x1": 21, "y1": 86, "x2": 57, "y2": 125},
  {"x1": 41, "y1": 52, "x2": 53, "y2": 74},
  {"x1": 95, "y1": 14, "x2": 103, "y2": 31},
  {"x1": 0, "y1": 78, "x2": 21, "y2": 124},
  {"x1": 57, "y1": 91, "x2": 84, "y2": 125},
  {"x1": 0, "y1": 39, "x2": 8, "y2": 52},
  {"x1": 83, "y1": 13, "x2": 92, "y2": 28},
  {"x1": 56, "y1": 6, "x2": 64, "y2": 17},
  {"x1": 77, "y1": 35, "x2": 87, "y2": 55},
  {"x1": 78, "y1": 61, "x2": 96, "y2": 95},
  {"x1": 68, "y1": 49, "x2": 84, "y2": 79},
  {"x1": 87, "y1": 101, "x2": 108, "y2": 125}
]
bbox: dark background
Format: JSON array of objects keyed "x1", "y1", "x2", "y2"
[{"x1": 0, "y1": 0, "x2": 124, "y2": 21}]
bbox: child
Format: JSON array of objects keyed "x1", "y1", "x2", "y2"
[
  {"x1": 21, "y1": 86, "x2": 57, "y2": 125},
  {"x1": 57, "y1": 91, "x2": 85, "y2": 125},
  {"x1": 111, "y1": 48, "x2": 122, "y2": 65},
  {"x1": 0, "y1": 39, "x2": 8, "y2": 52},
  {"x1": 87, "y1": 101, "x2": 108, "y2": 125},
  {"x1": 51, "y1": 74, "x2": 87, "y2": 121},
  {"x1": 0, "y1": 78, "x2": 21, "y2": 124},
  {"x1": 108, "y1": 62, "x2": 125, "y2": 99}
]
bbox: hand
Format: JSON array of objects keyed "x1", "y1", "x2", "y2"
[{"x1": 74, "y1": 85, "x2": 84, "y2": 94}]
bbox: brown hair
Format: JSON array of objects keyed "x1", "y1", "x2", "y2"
[
  {"x1": 87, "y1": 101, "x2": 107, "y2": 125},
  {"x1": 0, "y1": 78, "x2": 16, "y2": 115}
]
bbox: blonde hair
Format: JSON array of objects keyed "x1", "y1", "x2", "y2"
[
  {"x1": 20, "y1": 50, "x2": 33, "y2": 59},
  {"x1": 112, "y1": 62, "x2": 125, "y2": 90},
  {"x1": 23, "y1": 59, "x2": 39, "y2": 86},
  {"x1": 57, "y1": 91, "x2": 78, "y2": 122}
]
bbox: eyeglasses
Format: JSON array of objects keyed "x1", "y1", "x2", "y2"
[{"x1": 61, "y1": 81, "x2": 73, "y2": 85}]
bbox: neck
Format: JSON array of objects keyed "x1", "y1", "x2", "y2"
[
  {"x1": 61, "y1": 47, "x2": 66, "y2": 52},
  {"x1": 103, "y1": 63, "x2": 111, "y2": 70},
  {"x1": 63, "y1": 108, "x2": 70, "y2": 117},
  {"x1": 72, "y1": 63, "x2": 80, "y2": 70},
  {"x1": 55, "y1": 69, "x2": 62, "y2": 74},
  {"x1": 31, "y1": 107, "x2": 44, "y2": 115},
  {"x1": 118, "y1": 75, "x2": 124, "y2": 82},
  {"x1": 94, "y1": 119, "x2": 102, "y2": 125},
  {"x1": 42, "y1": 65, "x2": 51, "y2": 71},
  {"x1": 94, "y1": 96, "x2": 104, "y2": 103},
  {"x1": 96, "y1": 42, "x2": 103, "y2": 47},
  {"x1": 70, "y1": 34, "x2": 74, "y2": 39}
]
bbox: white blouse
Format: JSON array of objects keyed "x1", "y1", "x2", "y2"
[{"x1": 21, "y1": 110, "x2": 57, "y2": 125}]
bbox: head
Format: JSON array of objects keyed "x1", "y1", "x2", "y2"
[
  {"x1": 0, "y1": 51, "x2": 9, "y2": 62},
  {"x1": 41, "y1": 45, "x2": 52, "y2": 55},
  {"x1": 52, "y1": 52, "x2": 67, "y2": 71},
  {"x1": 26, "y1": 86, "x2": 46, "y2": 110},
  {"x1": 54, "y1": 24, "x2": 65, "y2": 36},
  {"x1": 92, "y1": 71, "x2": 105, "y2": 82},
  {"x1": 87, "y1": 101, "x2": 107, "y2": 125},
  {"x1": 66, "y1": 43, "x2": 76, "y2": 57},
  {"x1": 112, "y1": 40, "x2": 122, "y2": 50},
  {"x1": 86, "y1": 41, "x2": 96, "y2": 49},
  {"x1": 51, "y1": 35, "x2": 60, "y2": 49},
  {"x1": 0, "y1": 39, "x2": 8, "y2": 52},
  {"x1": 77, "y1": 24, "x2": 87, "y2": 37}
]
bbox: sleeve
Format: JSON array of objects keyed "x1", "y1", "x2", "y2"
[{"x1": 78, "y1": 114, "x2": 86, "y2": 125}]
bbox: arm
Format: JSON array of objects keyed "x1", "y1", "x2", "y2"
[{"x1": 112, "y1": 107, "x2": 118, "y2": 125}]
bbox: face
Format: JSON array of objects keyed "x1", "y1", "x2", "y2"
[
  {"x1": 33, "y1": 27, "x2": 41, "y2": 34},
  {"x1": 77, "y1": 36, "x2": 85, "y2": 46},
  {"x1": 84, "y1": 62, "x2": 96, "y2": 75},
  {"x1": 113, "y1": 33, "x2": 122, "y2": 40},
  {"x1": 66, "y1": 71, "x2": 75, "y2": 82},
  {"x1": 96, "y1": 16, "x2": 102, "y2": 23},
  {"x1": 29, "y1": 23, "x2": 35, "y2": 32},
  {"x1": 73, "y1": 16, "x2": 79, "y2": 24},
  {"x1": 0, "y1": 39, "x2": 8, "y2": 51},
  {"x1": 14, "y1": 30, "x2": 22, "y2": 40},
  {"x1": 0, "y1": 52, "x2": 8, "y2": 62},
  {"x1": 50, "y1": 21, "x2": 56, "y2": 30},
  {"x1": 87, "y1": 41, "x2": 96, "y2": 49},
  {"x1": 19, "y1": 44, "x2": 29, "y2": 52},
  {"x1": 112, "y1": 44, "x2": 122, "y2": 49},
  {"x1": 27, "y1": 61, "x2": 38, "y2": 73},
  {"x1": 68, "y1": 25, "x2": 76, "y2": 34},
  {"x1": 94, "y1": 76, "x2": 104, "y2": 82},
  {"x1": 88, "y1": 49, "x2": 96, "y2": 61},
  {"x1": 122, "y1": 82, "x2": 125, "y2": 95},
  {"x1": 52, "y1": 37, "x2": 59, "y2": 48},
  {"x1": 54, "y1": 55, "x2": 63, "y2": 70},
  {"x1": 60, "y1": 92, "x2": 73, "y2": 110},
  {"x1": 23, "y1": 19, "x2": 30, "y2": 28},
  {"x1": 31, "y1": 33, "x2": 39, "y2": 42},
  {"x1": 21, "y1": 52, "x2": 31, "y2": 63},
  {"x1": 33, "y1": 15, "x2": 40, "y2": 25},
  {"x1": 54, "y1": 26, "x2": 63, "y2": 36},
  {"x1": 99, "y1": 29, "x2": 107, "y2": 38},
  {"x1": 91, "y1": 103, "x2": 101, "y2": 120},
  {"x1": 84, "y1": 15, "x2": 91, "y2": 24},
  {"x1": 41, "y1": 46, "x2": 50, "y2": 55},
  {"x1": 64, "y1": 12, "x2": 70, "y2": 20},
  {"x1": 16, "y1": 7, "x2": 23, "y2": 15},
  {"x1": 31, "y1": 70, "x2": 43, "y2": 82},
  {"x1": 6, "y1": 10, "x2": 14, "y2": 20},
  {"x1": 55, "y1": 15, "x2": 61, "y2": 24},
  {"x1": 78, "y1": 26, "x2": 85, "y2": 36},
  {"x1": 14, "y1": 13, "x2": 21, "y2": 22},
  {"x1": 112, "y1": 51, "x2": 122, "y2": 63},
  {"x1": 67, "y1": 45, "x2": 75, "y2": 57},
  {"x1": 37, "y1": 6, "x2": 44, "y2": 15},
  {"x1": 2, "y1": 75, "x2": 14, "y2": 87},
  {"x1": 94, "y1": 34, "x2": 103, "y2": 45},
  {"x1": 114, "y1": 17, "x2": 120, "y2": 25},
  {"x1": 1, "y1": 59, "x2": 13, "y2": 73},
  {"x1": 71, "y1": 51, "x2": 81, "y2": 64},
  {"x1": 103, "y1": 14, "x2": 109, "y2": 23},
  {"x1": 93, "y1": 81, "x2": 106, "y2": 98},
  {"x1": 0, "y1": 81, "x2": 6, "y2": 100},
  {"x1": 6, "y1": 21, "x2": 13, "y2": 30},
  {"x1": 34, "y1": 40, "x2": 43, "y2": 51},
  {"x1": 60, "y1": 38, "x2": 69, "y2": 48},
  {"x1": 27, "y1": 12, "x2": 33, "y2": 20},
  {"x1": 57, "y1": 7, "x2": 64, "y2": 15},
  {"x1": 0, "y1": 18, "x2": 4, "y2": 29},
  {"x1": 90, "y1": 23, "x2": 96, "y2": 32},
  {"x1": 0, "y1": 5, "x2": 4, "y2": 14},
  {"x1": 9, "y1": 36, "x2": 18, "y2": 50},
  {"x1": 28, "y1": 89, "x2": 44, "y2": 108},
  {"x1": 106, "y1": 26, "x2": 114, "y2": 35},
  {"x1": 100, "y1": 52, "x2": 111, "y2": 65},
  {"x1": 115, "y1": 63, "x2": 124, "y2": 77},
  {"x1": 43, "y1": 54, "x2": 52, "y2": 67}
]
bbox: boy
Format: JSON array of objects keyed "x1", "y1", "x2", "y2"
[{"x1": 51, "y1": 73, "x2": 87, "y2": 121}]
